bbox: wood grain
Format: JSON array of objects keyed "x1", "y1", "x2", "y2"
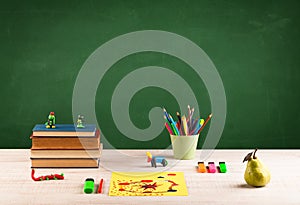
[{"x1": 0, "y1": 149, "x2": 299, "y2": 205}]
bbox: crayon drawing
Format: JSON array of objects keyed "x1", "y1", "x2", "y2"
[{"x1": 109, "y1": 172, "x2": 188, "y2": 196}]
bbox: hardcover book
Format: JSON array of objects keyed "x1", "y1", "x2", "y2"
[
  {"x1": 32, "y1": 124, "x2": 97, "y2": 137},
  {"x1": 30, "y1": 130, "x2": 100, "y2": 150}
]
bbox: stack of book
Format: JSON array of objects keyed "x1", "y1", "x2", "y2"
[{"x1": 30, "y1": 124, "x2": 102, "y2": 168}]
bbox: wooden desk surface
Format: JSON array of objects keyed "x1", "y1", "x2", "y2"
[{"x1": 0, "y1": 149, "x2": 299, "y2": 205}]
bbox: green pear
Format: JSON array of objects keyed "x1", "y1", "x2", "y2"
[{"x1": 243, "y1": 149, "x2": 271, "y2": 187}]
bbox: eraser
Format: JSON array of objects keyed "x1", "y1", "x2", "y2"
[
  {"x1": 208, "y1": 162, "x2": 216, "y2": 173},
  {"x1": 197, "y1": 162, "x2": 206, "y2": 173},
  {"x1": 219, "y1": 162, "x2": 227, "y2": 173},
  {"x1": 84, "y1": 178, "x2": 95, "y2": 194}
]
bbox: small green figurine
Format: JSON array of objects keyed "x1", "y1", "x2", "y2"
[
  {"x1": 45, "y1": 111, "x2": 56, "y2": 128},
  {"x1": 77, "y1": 114, "x2": 85, "y2": 128}
]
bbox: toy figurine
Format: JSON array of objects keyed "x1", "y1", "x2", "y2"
[
  {"x1": 77, "y1": 114, "x2": 85, "y2": 128},
  {"x1": 45, "y1": 111, "x2": 56, "y2": 128},
  {"x1": 146, "y1": 152, "x2": 168, "y2": 168},
  {"x1": 31, "y1": 169, "x2": 64, "y2": 181}
]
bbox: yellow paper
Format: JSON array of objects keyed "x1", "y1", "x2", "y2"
[{"x1": 109, "y1": 172, "x2": 188, "y2": 196}]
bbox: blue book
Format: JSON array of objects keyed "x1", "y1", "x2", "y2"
[{"x1": 32, "y1": 124, "x2": 97, "y2": 137}]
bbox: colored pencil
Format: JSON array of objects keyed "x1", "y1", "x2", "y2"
[
  {"x1": 190, "y1": 118, "x2": 198, "y2": 132},
  {"x1": 165, "y1": 122, "x2": 174, "y2": 135},
  {"x1": 163, "y1": 108, "x2": 171, "y2": 122},
  {"x1": 190, "y1": 108, "x2": 195, "y2": 121},
  {"x1": 194, "y1": 123, "x2": 201, "y2": 134},
  {"x1": 176, "y1": 112, "x2": 183, "y2": 135},
  {"x1": 169, "y1": 114, "x2": 180, "y2": 135},
  {"x1": 198, "y1": 114, "x2": 212, "y2": 134},
  {"x1": 164, "y1": 116, "x2": 174, "y2": 134},
  {"x1": 187, "y1": 105, "x2": 191, "y2": 126},
  {"x1": 182, "y1": 115, "x2": 189, "y2": 136},
  {"x1": 176, "y1": 121, "x2": 183, "y2": 135},
  {"x1": 193, "y1": 119, "x2": 205, "y2": 134},
  {"x1": 190, "y1": 118, "x2": 200, "y2": 135},
  {"x1": 187, "y1": 105, "x2": 191, "y2": 117},
  {"x1": 171, "y1": 123, "x2": 178, "y2": 135},
  {"x1": 176, "y1": 112, "x2": 181, "y2": 124}
]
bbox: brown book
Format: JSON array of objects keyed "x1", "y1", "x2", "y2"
[
  {"x1": 31, "y1": 158, "x2": 99, "y2": 168},
  {"x1": 30, "y1": 146, "x2": 102, "y2": 159},
  {"x1": 31, "y1": 130, "x2": 100, "y2": 150}
]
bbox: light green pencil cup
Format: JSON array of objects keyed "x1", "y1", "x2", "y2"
[{"x1": 170, "y1": 134, "x2": 199, "y2": 160}]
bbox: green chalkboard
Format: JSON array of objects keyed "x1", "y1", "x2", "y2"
[{"x1": 1, "y1": 0, "x2": 299, "y2": 149}]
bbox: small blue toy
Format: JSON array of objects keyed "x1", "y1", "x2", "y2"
[{"x1": 146, "y1": 152, "x2": 168, "y2": 168}]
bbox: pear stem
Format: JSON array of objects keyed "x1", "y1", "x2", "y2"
[{"x1": 253, "y1": 148, "x2": 258, "y2": 159}]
